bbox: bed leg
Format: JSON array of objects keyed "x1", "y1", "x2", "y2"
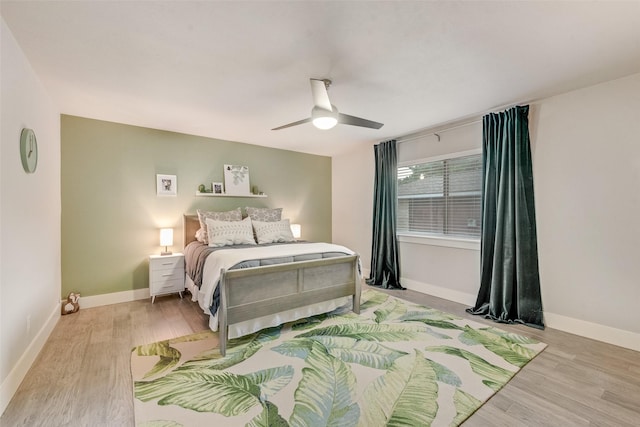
[
  {"x1": 219, "y1": 303, "x2": 227, "y2": 357},
  {"x1": 353, "y1": 256, "x2": 361, "y2": 314},
  {"x1": 219, "y1": 326, "x2": 227, "y2": 357},
  {"x1": 219, "y1": 269, "x2": 228, "y2": 357}
]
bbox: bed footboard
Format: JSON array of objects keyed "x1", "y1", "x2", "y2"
[{"x1": 218, "y1": 254, "x2": 360, "y2": 356}]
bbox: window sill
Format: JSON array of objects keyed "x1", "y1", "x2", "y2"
[{"x1": 397, "y1": 233, "x2": 480, "y2": 251}]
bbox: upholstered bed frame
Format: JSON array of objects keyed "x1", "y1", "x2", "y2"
[{"x1": 183, "y1": 214, "x2": 361, "y2": 356}]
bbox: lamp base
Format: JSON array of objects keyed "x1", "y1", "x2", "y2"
[{"x1": 161, "y1": 251, "x2": 172, "y2": 256}]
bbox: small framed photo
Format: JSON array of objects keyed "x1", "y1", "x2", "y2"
[
  {"x1": 156, "y1": 174, "x2": 177, "y2": 196},
  {"x1": 212, "y1": 182, "x2": 224, "y2": 194}
]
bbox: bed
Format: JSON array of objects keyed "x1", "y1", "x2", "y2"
[{"x1": 182, "y1": 213, "x2": 361, "y2": 355}]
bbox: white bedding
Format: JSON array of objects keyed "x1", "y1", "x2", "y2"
[{"x1": 188, "y1": 242, "x2": 357, "y2": 338}]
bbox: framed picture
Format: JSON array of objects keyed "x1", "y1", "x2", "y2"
[
  {"x1": 224, "y1": 164, "x2": 250, "y2": 195},
  {"x1": 156, "y1": 174, "x2": 177, "y2": 196},
  {"x1": 212, "y1": 182, "x2": 224, "y2": 194}
]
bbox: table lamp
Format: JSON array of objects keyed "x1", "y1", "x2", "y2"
[
  {"x1": 290, "y1": 223, "x2": 301, "y2": 240},
  {"x1": 160, "y1": 228, "x2": 173, "y2": 255}
]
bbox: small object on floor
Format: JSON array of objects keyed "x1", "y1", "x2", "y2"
[{"x1": 61, "y1": 292, "x2": 80, "y2": 315}]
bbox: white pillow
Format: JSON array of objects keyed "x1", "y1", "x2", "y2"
[
  {"x1": 205, "y1": 217, "x2": 256, "y2": 248},
  {"x1": 253, "y1": 218, "x2": 295, "y2": 244}
]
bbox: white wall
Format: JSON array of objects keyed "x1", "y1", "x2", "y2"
[
  {"x1": 532, "y1": 73, "x2": 640, "y2": 343},
  {"x1": 0, "y1": 18, "x2": 61, "y2": 414},
  {"x1": 332, "y1": 142, "x2": 375, "y2": 270},
  {"x1": 332, "y1": 73, "x2": 640, "y2": 351}
]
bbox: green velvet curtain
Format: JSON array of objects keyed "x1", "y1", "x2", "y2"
[
  {"x1": 367, "y1": 140, "x2": 404, "y2": 289},
  {"x1": 467, "y1": 106, "x2": 544, "y2": 328}
]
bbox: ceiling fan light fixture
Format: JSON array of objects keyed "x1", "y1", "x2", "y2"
[
  {"x1": 311, "y1": 105, "x2": 338, "y2": 130},
  {"x1": 312, "y1": 116, "x2": 338, "y2": 130}
]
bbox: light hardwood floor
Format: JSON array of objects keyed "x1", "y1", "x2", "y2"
[{"x1": 1, "y1": 286, "x2": 639, "y2": 426}]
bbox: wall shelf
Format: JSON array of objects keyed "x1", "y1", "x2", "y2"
[{"x1": 195, "y1": 192, "x2": 267, "y2": 198}]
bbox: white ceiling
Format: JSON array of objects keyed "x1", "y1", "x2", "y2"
[{"x1": 2, "y1": 1, "x2": 639, "y2": 157}]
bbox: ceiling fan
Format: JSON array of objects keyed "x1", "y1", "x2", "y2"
[{"x1": 272, "y1": 78, "x2": 384, "y2": 131}]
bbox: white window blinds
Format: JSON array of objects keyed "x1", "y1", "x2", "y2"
[{"x1": 397, "y1": 153, "x2": 482, "y2": 239}]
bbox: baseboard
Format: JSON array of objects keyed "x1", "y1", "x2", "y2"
[
  {"x1": 73, "y1": 288, "x2": 150, "y2": 309},
  {"x1": 0, "y1": 302, "x2": 60, "y2": 416},
  {"x1": 544, "y1": 311, "x2": 640, "y2": 352},
  {"x1": 400, "y1": 277, "x2": 477, "y2": 307},
  {"x1": 399, "y1": 277, "x2": 639, "y2": 352}
]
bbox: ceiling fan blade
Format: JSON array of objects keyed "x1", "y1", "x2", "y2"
[
  {"x1": 271, "y1": 117, "x2": 311, "y2": 130},
  {"x1": 310, "y1": 79, "x2": 333, "y2": 111},
  {"x1": 338, "y1": 113, "x2": 384, "y2": 129}
]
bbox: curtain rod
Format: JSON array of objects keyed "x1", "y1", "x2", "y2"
[
  {"x1": 396, "y1": 98, "x2": 540, "y2": 144},
  {"x1": 396, "y1": 118, "x2": 481, "y2": 144}
]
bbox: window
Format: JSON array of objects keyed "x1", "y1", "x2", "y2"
[{"x1": 397, "y1": 152, "x2": 482, "y2": 239}]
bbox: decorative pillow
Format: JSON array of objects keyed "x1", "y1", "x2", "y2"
[
  {"x1": 205, "y1": 217, "x2": 256, "y2": 248},
  {"x1": 252, "y1": 218, "x2": 295, "y2": 244},
  {"x1": 196, "y1": 208, "x2": 243, "y2": 243},
  {"x1": 245, "y1": 207, "x2": 282, "y2": 222},
  {"x1": 195, "y1": 228, "x2": 207, "y2": 243}
]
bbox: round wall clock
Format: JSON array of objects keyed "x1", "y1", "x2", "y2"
[{"x1": 20, "y1": 128, "x2": 38, "y2": 173}]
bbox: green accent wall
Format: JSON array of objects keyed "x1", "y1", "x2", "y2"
[{"x1": 61, "y1": 115, "x2": 332, "y2": 297}]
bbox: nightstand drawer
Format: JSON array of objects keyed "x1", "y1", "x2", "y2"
[
  {"x1": 149, "y1": 256, "x2": 183, "y2": 271},
  {"x1": 152, "y1": 278, "x2": 184, "y2": 294},
  {"x1": 150, "y1": 268, "x2": 184, "y2": 283}
]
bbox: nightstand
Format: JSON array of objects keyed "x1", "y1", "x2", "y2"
[{"x1": 149, "y1": 253, "x2": 184, "y2": 303}]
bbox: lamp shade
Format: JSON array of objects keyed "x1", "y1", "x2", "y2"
[
  {"x1": 160, "y1": 228, "x2": 173, "y2": 248},
  {"x1": 290, "y1": 223, "x2": 301, "y2": 239}
]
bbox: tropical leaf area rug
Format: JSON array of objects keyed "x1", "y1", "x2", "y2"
[{"x1": 131, "y1": 290, "x2": 546, "y2": 426}]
